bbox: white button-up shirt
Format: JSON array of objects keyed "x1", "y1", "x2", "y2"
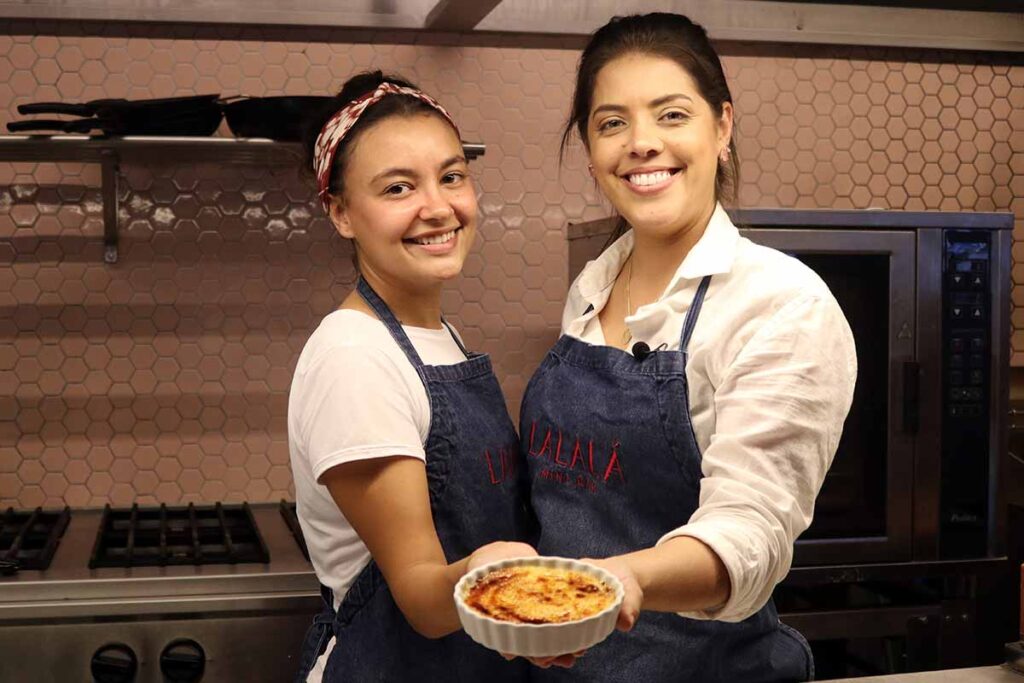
[{"x1": 565, "y1": 203, "x2": 857, "y2": 622}]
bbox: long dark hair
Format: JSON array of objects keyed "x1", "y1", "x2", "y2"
[
  {"x1": 561, "y1": 13, "x2": 740, "y2": 241},
  {"x1": 303, "y1": 70, "x2": 457, "y2": 202}
]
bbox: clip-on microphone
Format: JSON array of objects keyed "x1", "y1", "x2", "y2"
[
  {"x1": 632, "y1": 341, "x2": 652, "y2": 360},
  {"x1": 631, "y1": 341, "x2": 667, "y2": 360}
]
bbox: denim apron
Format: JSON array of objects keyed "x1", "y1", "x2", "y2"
[
  {"x1": 294, "y1": 277, "x2": 532, "y2": 683},
  {"x1": 519, "y1": 275, "x2": 814, "y2": 682}
]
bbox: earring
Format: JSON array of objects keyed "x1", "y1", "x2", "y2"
[
  {"x1": 719, "y1": 148, "x2": 730, "y2": 164},
  {"x1": 587, "y1": 163, "x2": 594, "y2": 177}
]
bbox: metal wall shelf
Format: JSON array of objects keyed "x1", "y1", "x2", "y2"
[{"x1": 0, "y1": 135, "x2": 485, "y2": 263}]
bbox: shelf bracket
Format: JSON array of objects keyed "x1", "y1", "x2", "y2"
[{"x1": 99, "y1": 149, "x2": 119, "y2": 263}]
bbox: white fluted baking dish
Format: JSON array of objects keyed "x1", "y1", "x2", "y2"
[{"x1": 454, "y1": 556, "x2": 624, "y2": 658}]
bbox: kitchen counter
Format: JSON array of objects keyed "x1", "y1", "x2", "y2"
[{"x1": 822, "y1": 665, "x2": 1022, "y2": 682}]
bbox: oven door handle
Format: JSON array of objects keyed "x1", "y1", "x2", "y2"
[{"x1": 902, "y1": 360, "x2": 920, "y2": 435}]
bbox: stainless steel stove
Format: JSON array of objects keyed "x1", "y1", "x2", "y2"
[{"x1": 0, "y1": 502, "x2": 319, "y2": 683}]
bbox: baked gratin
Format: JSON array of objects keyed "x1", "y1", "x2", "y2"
[{"x1": 464, "y1": 565, "x2": 616, "y2": 624}]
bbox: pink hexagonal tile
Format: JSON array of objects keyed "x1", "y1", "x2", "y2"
[
  {"x1": 40, "y1": 472, "x2": 68, "y2": 498},
  {"x1": 133, "y1": 471, "x2": 159, "y2": 496},
  {"x1": 86, "y1": 470, "x2": 113, "y2": 497},
  {"x1": 107, "y1": 483, "x2": 135, "y2": 506}
]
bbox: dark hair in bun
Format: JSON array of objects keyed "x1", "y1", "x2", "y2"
[{"x1": 303, "y1": 70, "x2": 456, "y2": 200}]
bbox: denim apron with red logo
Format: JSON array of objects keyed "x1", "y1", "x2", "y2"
[
  {"x1": 293, "y1": 277, "x2": 533, "y2": 683},
  {"x1": 519, "y1": 275, "x2": 814, "y2": 682}
]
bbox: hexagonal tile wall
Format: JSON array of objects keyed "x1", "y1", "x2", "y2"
[{"x1": 0, "y1": 23, "x2": 1020, "y2": 508}]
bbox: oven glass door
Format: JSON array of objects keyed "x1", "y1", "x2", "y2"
[{"x1": 741, "y1": 229, "x2": 917, "y2": 565}]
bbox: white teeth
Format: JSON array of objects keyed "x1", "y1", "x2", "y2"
[
  {"x1": 628, "y1": 170, "x2": 672, "y2": 186},
  {"x1": 411, "y1": 229, "x2": 458, "y2": 246}
]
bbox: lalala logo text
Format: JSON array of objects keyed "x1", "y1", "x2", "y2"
[{"x1": 525, "y1": 421, "x2": 626, "y2": 493}]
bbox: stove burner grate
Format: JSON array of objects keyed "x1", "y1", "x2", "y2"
[
  {"x1": 279, "y1": 500, "x2": 309, "y2": 561},
  {"x1": 89, "y1": 502, "x2": 270, "y2": 568},
  {"x1": 0, "y1": 506, "x2": 70, "y2": 572}
]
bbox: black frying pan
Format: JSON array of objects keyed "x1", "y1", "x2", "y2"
[
  {"x1": 7, "y1": 108, "x2": 223, "y2": 136},
  {"x1": 15, "y1": 94, "x2": 223, "y2": 136},
  {"x1": 221, "y1": 96, "x2": 335, "y2": 141},
  {"x1": 18, "y1": 94, "x2": 220, "y2": 119}
]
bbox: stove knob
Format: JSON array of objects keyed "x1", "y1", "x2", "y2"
[
  {"x1": 90, "y1": 642, "x2": 138, "y2": 683},
  {"x1": 160, "y1": 638, "x2": 206, "y2": 682}
]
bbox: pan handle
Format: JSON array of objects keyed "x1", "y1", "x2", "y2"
[
  {"x1": 6, "y1": 118, "x2": 101, "y2": 133},
  {"x1": 7, "y1": 119, "x2": 75, "y2": 132},
  {"x1": 17, "y1": 102, "x2": 94, "y2": 116}
]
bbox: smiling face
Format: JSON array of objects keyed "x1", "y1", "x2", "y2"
[
  {"x1": 586, "y1": 53, "x2": 732, "y2": 242},
  {"x1": 330, "y1": 112, "x2": 476, "y2": 294}
]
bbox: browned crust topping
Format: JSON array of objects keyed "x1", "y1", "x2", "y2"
[{"x1": 465, "y1": 566, "x2": 615, "y2": 624}]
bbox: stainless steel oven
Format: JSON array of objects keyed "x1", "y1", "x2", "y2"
[{"x1": 567, "y1": 208, "x2": 1016, "y2": 566}]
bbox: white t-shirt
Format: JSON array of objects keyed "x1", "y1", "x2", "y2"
[
  {"x1": 288, "y1": 308, "x2": 466, "y2": 683},
  {"x1": 564, "y1": 203, "x2": 857, "y2": 623}
]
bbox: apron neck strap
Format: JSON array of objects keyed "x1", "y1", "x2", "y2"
[
  {"x1": 679, "y1": 275, "x2": 712, "y2": 353},
  {"x1": 355, "y1": 277, "x2": 468, "y2": 368},
  {"x1": 356, "y1": 277, "x2": 426, "y2": 368},
  {"x1": 441, "y1": 319, "x2": 472, "y2": 357}
]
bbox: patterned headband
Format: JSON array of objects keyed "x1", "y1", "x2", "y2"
[{"x1": 313, "y1": 82, "x2": 459, "y2": 212}]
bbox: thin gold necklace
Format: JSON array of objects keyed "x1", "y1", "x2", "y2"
[{"x1": 622, "y1": 256, "x2": 634, "y2": 345}]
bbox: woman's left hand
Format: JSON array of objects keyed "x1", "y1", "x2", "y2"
[
  {"x1": 466, "y1": 541, "x2": 537, "y2": 573},
  {"x1": 582, "y1": 556, "x2": 643, "y2": 632}
]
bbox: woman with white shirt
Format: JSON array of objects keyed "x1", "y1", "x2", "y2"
[
  {"x1": 518, "y1": 13, "x2": 857, "y2": 680},
  {"x1": 288, "y1": 71, "x2": 534, "y2": 683}
]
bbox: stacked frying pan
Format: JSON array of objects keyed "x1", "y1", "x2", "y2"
[
  {"x1": 220, "y1": 95, "x2": 334, "y2": 140},
  {"x1": 8, "y1": 94, "x2": 224, "y2": 136},
  {"x1": 6, "y1": 94, "x2": 335, "y2": 141}
]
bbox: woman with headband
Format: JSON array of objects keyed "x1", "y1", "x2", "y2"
[{"x1": 288, "y1": 71, "x2": 534, "y2": 683}]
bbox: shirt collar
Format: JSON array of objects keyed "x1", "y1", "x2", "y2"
[{"x1": 576, "y1": 203, "x2": 739, "y2": 307}]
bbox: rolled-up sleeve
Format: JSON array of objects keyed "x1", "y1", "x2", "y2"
[{"x1": 659, "y1": 292, "x2": 857, "y2": 622}]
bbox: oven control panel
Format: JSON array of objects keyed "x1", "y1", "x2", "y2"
[{"x1": 941, "y1": 230, "x2": 992, "y2": 558}]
